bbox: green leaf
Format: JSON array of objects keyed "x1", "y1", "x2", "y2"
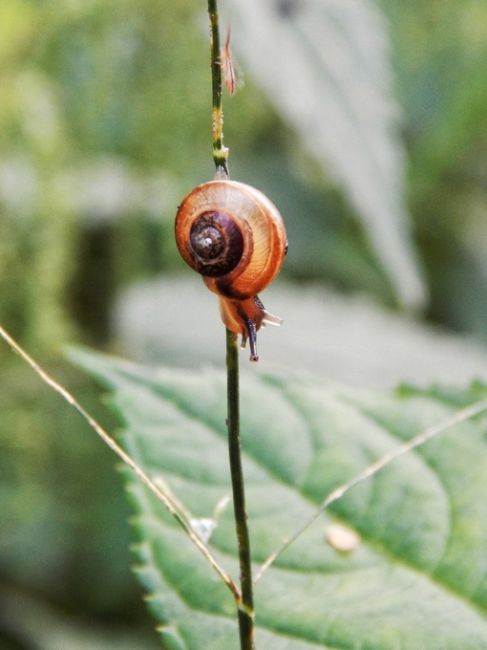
[
  {"x1": 222, "y1": 0, "x2": 426, "y2": 310},
  {"x1": 72, "y1": 349, "x2": 487, "y2": 649}
]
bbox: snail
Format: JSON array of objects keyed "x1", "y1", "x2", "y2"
[{"x1": 175, "y1": 179, "x2": 287, "y2": 361}]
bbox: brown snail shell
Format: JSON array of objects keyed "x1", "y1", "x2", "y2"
[{"x1": 175, "y1": 179, "x2": 287, "y2": 361}]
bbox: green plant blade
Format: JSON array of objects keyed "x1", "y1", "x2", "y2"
[
  {"x1": 222, "y1": 0, "x2": 426, "y2": 310},
  {"x1": 71, "y1": 349, "x2": 487, "y2": 649}
]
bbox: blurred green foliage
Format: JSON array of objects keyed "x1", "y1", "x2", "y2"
[
  {"x1": 381, "y1": 0, "x2": 487, "y2": 335},
  {"x1": 1, "y1": 0, "x2": 487, "y2": 647}
]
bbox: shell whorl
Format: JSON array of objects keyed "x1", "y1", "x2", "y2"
[
  {"x1": 175, "y1": 180, "x2": 287, "y2": 300},
  {"x1": 188, "y1": 210, "x2": 244, "y2": 277}
]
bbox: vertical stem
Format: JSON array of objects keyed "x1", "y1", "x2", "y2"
[
  {"x1": 208, "y1": 0, "x2": 229, "y2": 175},
  {"x1": 207, "y1": 2, "x2": 254, "y2": 644},
  {"x1": 226, "y1": 329, "x2": 255, "y2": 650}
]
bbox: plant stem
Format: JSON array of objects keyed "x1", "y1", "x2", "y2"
[
  {"x1": 207, "y1": 2, "x2": 254, "y2": 644},
  {"x1": 208, "y1": 0, "x2": 229, "y2": 175},
  {"x1": 226, "y1": 329, "x2": 255, "y2": 650}
]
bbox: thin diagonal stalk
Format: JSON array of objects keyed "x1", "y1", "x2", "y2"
[
  {"x1": 208, "y1": 0, "x2": 229, "y2": 175},
  {"x1": 254, "y1": 396, "x2": 487, "y2": 583},
  {"x1": 226, "y1": 329, "x2": 255, "y2": 650},
  {"x1": 0, "y1": 324, "x2": 240, "y2": 601}
]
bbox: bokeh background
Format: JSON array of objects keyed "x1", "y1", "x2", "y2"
[{"x1": 1, "y1": 0, "x2": 487, "y2": 648}]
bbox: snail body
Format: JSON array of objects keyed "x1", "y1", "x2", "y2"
[{"x1": 175, "y1": 180, "x2": 287, "y2": 361}]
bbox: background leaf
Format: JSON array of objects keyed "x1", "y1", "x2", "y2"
[
  {"x1": 72, "y1": 349, "x2": 487, "y2": 649},
  {"x1": 222, "y1": 0, "x2": 426, "y2": 309},
  {"x1": 114, "y1": 277, "x2": 487, "y2": 388}
]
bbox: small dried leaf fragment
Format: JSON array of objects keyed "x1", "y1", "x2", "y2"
[{"x1": 221, "y1": 27, "x2": 237, "y2": 96}]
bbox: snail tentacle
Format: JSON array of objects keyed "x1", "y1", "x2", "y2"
[{"x1": 244, "y1": 318, "x2": 258, "y2": 363}]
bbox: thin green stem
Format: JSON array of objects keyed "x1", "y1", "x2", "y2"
[
  {"x1": 208, "y1": 0, "x2": 229, "y2": 175},
  {"x1": 226, "y1": 329, "x2": 255, "y2": 650},
  {"x1": 207, "y1": 3, "x2": 254, "y2": 644}
]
